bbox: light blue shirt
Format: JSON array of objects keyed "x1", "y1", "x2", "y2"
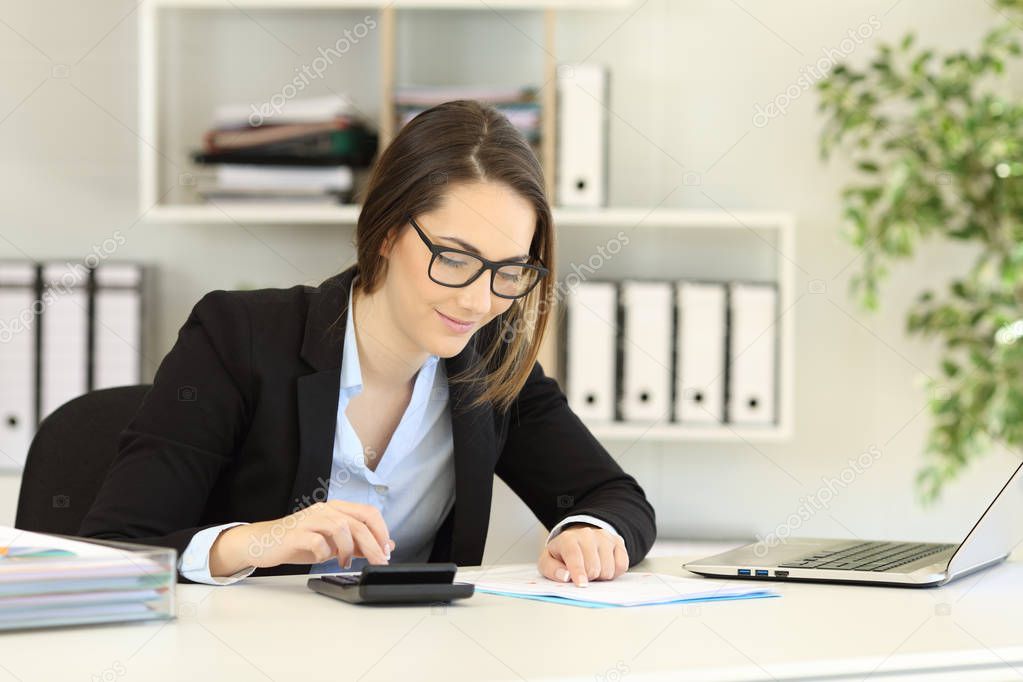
[{"x1": 178, "y1": 278, "x2": 619, "y2": 584}]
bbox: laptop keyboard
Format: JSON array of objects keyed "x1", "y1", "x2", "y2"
[{"x1": 777, "y1": 541, "x2": 956, "y2": 572}]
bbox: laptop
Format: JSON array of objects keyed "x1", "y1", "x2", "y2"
[{"x1": 683, "y1": 458, "x2": 1023, "y2": 587}]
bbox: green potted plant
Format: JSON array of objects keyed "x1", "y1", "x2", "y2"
[{"x1": 817, "y1": 0, "x2": 1023, "y2": 503}]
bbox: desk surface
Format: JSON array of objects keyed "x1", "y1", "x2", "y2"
[{"x1": 3, "y1": 541, "x2": 1022, "y2": 681}]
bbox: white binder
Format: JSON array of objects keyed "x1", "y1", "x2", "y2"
[
  {"x1": 564, "y1": 282, "x2": 617, "y2": 422},
  {"x1": 727, "y1": 282, "x2": 778, "y2": 425},
  {"x1": 0, "y1": 263, "x2": 38, "y2": 469},
  {"x1": 40, "y1": 264, "x2": 89, "y2": 421},
  {"x1": 619, "y1": 281, "x2": 673, "y2": 422},
  {"x1": 556, "y1": 63, "x2": 608, "y2": 208},
  {"x1": 675, "y1": 282, "x2": 727, "y2": 424},
  {"x1": 93, "y1": 264, "x2": 143, "y2": 391}
]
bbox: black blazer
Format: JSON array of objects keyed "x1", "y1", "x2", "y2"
[{"x1": 79, "y1": 264, "x2": 656, "y2": 582}]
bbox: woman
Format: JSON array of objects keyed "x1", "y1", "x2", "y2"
[{"x1": 79, "y1": 99, "x2": 656, "y2": 586}]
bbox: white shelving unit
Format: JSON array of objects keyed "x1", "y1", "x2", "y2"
[{"x1": 137, "y1": 1, "x2": 795, "y2": 443}]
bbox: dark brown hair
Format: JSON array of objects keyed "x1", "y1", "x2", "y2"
[{"x1": 349, "y1": 99, "x2": 555, "y2": 414}]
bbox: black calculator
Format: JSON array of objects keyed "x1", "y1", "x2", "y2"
[{"x1": 307, "y1": 562, "x2": 474, "y2": 605}]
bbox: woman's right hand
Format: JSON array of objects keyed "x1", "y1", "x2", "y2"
[{"x1": 209, "y1": 501, "x2": 396, "y2": 577}]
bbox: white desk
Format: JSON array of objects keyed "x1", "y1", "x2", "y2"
[{"x1": 3, "y1": 541, "x2": 1022, "y2": 681}]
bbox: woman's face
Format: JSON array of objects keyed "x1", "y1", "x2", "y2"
[{"x1": 382, "y1": 180, "x2": 536, "y2": 359}]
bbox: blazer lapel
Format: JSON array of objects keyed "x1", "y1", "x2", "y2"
[
  {"x1": 288, "y1": 265, "x2": 351, "y2": 513},
  {"x1": 291, "y1": 264, "x2": 497, "y2": 567},
  {"x1": 442, "y1": 338, "x2": 497, "y2": 566}
]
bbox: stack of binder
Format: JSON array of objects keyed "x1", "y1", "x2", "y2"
[
  {"x1": 191, "y1": 94, "x2": 378, "y2": 205},
  {"x1": 0, "y1": 261, "x2": 146, "y2": 470},
  {"x1": 564, "y1": 279, "x2": 779, "y2": 427},
  {"x1": 0, "y1": 525, "x2": 175, "y2": 632}
]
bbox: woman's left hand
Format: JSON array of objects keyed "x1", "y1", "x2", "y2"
[{"x1": 538, "y1": 523, "x2": 629, "y2": 587}]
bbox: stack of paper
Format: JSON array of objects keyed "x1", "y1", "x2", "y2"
[
  {"x1": 191, "y1": 94, "x2": 377, "y2": 206},
  {"x1": 457, "y1": 564, "x2": 779, "y2": 608},
  {"x1": 0, "y1": 525, "x2": 175, "y2": 631}
]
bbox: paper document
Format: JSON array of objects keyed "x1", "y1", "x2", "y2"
[
  {"x1": 457, "y1": 564, "x2": 779, "y2": 608},
  {"x1": 0, "y1": 525, "x2": 169, "y2": 583},
  {"x1": 0, "y1": 526, "x2": 130, "y2": 559}
]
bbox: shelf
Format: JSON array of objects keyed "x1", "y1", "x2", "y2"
[
  {"x1": 144, "y1": 203, "x2": 363, "y2": 224},
  {"x1": 587, "y1": 422, "x2": 792, "y2": 443}
]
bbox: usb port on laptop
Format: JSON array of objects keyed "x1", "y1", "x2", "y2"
[
  {"x1": 737, "y1": 568, "x2": 751, "y2": 576},
  {"x1": 755, "y1": 569, "x2": 769, "y2": 576}
]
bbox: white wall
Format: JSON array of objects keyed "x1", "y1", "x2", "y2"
[{"x1": 1, "y1": 1, "x2": 1018, "y2": 563}]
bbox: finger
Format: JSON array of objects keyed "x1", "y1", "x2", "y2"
[
  {"x1": 596, "y1": 536, "x2": 616, "y2": 580},
  {"x1": 299, "y1": 530, "x2": 335, "y2": 564},
  {"x1": 613, "y1": 537, "x2": 629, "y2": 577},
  {"x1": 559, "y1": 538, "x2": 589, "y2": 587},
  {"x1": 329, "y1": 501, "x2": 392, "y2": 555},
  {"x1": 302, "y1": 519, "x2": 349, "y2": 564},
  {"x1": 351, "y1": 503, "x2": 393, "y2": 553},
  {"x1": 579, "y1": 529, "x2": 602, "y2": 580},
  {"x1": 538, "y1": 544, "x2": 571, "y2": 583},
  {"x1": 310, "y1": 507, "x2": 352, "y2": 539},
  {"x1": 325, "y1": 520, "x2": 355, "y2": 568},
  {"x1": 347, "y1": 518, "x2": 389, "y2": 564}
]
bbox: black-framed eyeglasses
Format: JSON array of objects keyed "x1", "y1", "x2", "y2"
[{"x1": 406, "y1": 215, "x2": 549, "y2": 300}]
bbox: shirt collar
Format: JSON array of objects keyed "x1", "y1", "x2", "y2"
[{"x1": 340, "y1": 275, "x2": 439, "y2": 392}]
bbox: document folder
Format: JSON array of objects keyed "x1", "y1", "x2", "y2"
[
  {"x1": 39, "y1": 264, "x2": 89, "y2": 421},
  {"x1": 727, "y1": 282, "x2": 778, "y2": 425},
  {"x1": 619, "y1": 281, "x2": 673, "y2": 422},
  {"x1": 565, "y1": 282, "x2": 617, "y2": 422},
  {"x1": 93, "y1": 264, "x2": 144, "y2": 390},
  {"x1": 556, "y1": 63, "x2": 608, "y2": 207},
  {"x1": 675, "y1": 282, "x2": 727, "y2": 424},
  {"x1": 0, "y1": 263, "x2": 37, "y2": 469}
]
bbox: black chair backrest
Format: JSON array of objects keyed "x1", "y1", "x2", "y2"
[{"x1": 15, "y1": 385, "x2": 152, "y2": 535}]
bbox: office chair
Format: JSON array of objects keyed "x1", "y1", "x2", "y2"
[{"x1": 14, "y1": 385, "x2": 152, "y2": 536}]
